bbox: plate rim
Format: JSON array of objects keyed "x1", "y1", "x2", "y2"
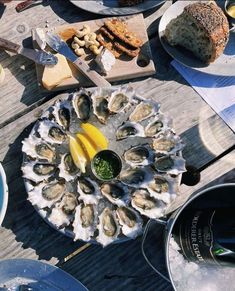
[{"x1": 0, "y1": 163, "x2": 8, "y2": 226}]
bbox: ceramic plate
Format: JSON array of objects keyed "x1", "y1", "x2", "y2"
[
  {"x1": 0, "y1": 163, "x2": 8, "y2": 226},
  {"x1": 70, "y1": 0, "x2": 165, "y2": 15},
  {"x1": 0, "y1": 258, "x2": 88, "y2": 290},
  {"x1": 159, "y1": 0, "x2": 235, "y2": 76}
]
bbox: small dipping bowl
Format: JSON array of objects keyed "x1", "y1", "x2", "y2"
[
  {"x1": 225, "y1": 0, "x2": 235, "y2": 28},
  {"x1": 91, "y1": 150, "x2": 122, "y2": 182}
]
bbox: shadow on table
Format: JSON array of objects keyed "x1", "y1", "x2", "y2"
[{"x1": 1, "y1": 123, "x2": 84, "y2": 262}]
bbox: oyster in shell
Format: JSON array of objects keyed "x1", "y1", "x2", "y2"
[
  {"x1": 154, "y1": 156, "x2": 186, "y2": 176},
  {"x1": 77, "y1": 177, "x2": 101, "y2": 205},
  {"x1": 97, "y1": 207, "x2": 120, "y2": 247},
  {"x1": 123, "y1": 145, "x2": 154, "y2": 167},
  {"x1": 38, "y1": 120, "x2": 67, "y2": 144},
  {"x1": 58, "y1": 153, "x2": 80, "y2": 182},
  {"x1": 22, "y1": 161, "x2": 56, "y2": 183},
  {"x1": 27, "y1": 180, "x2": 65, "y2": 209},
  {"x1": 22, "y1": 135, "x2": 55, "y2": 162},
  {"x1": 145, "y1": 114, "x2": 172, "y2": 138},
  {"x1": 120, "y1": 167, "x2": 153, "y2": 188},
  {"x1": 131, "y1": 189, "x2": 166, "y2": 219},
  {"x1": 91, "y1": 88, "x2": 110, "y2": 124},
  {"x1": 116, "y1": 122, "x2": 145, "y2": 140},
  {"x1": 100, "y1": 182, "x2": 130, "y2": 207},
  {"x1": 152, "y1": 131, "x2": 184, "y2": 155},
  {"x1": 129, "y1": 100, "x2": 160, "y2": 123},
  {"x1": 73, "y1": 204, "x2": 97, "y2": 242},
  {"x1": 108, "y1": 86, "x2": 135, "y2": 113},
  {"x1": 48, "y1": 192, "x2": 78, "y2": 228},
  {"x1": 52, "y1": 99, "x2": 72, "y2": 131},
  {"x1": 116, "y1": 206, "x2": 143, "y2": 238},
  {"x1": 72, "y1": 89, "x2": 92, "y2": 122}
]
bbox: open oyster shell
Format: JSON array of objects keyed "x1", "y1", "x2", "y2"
[
  {"x1": 108, "y1": 85, "x2": 135, "y2": 113},
  {"x1": 22, "y1": 161, "x2": 57, "y2": 183},
  {"x1": 73, "y1": 203, "x2": 98, "y2": 242},
  {"x1": 37, "y1": 120, "x2": 67, "y2": 144},
  {"x1": 52, "y1": 99, "x2": 73, "y2": 131},
  {"x1": 145, "y1": 114, "x2": 172, "y2": 138},
  {"x1": 27, "y1": 180, "x2": 66, "y2": 209},
  {"x1": 58, "y1": 153, "x2": 80, "y2": 182},
  {"x1": 97, "y1": 207, "x2": 120, "y2": 247},
  {"x1": 152, "y1": 131, "x2": 184, "y2": 155},
  {"x1": 123, "y1": 144, "x2": 154, "y2": 167},
  {"x1": 131, "y1": 189, "x2": 166, "y2": 219},
  {"x1": 120, "y1": 167, "x2": 153, "y2": 188},
  {"x1": 100, "y1": 181, "x2": 130, "y2": 207},
  {"x1": 72, "y1": 89, "x2": 92, "y2": 122},
  {"x1": 116, "y1": 206, "x2": 143, "y2": 239},
  {"x1": 116, "y1": 122, "x2": 145, "y2": 140},
  {"x1": 154, "y1": 155, "x2": 186, "y2": 176},
  {"x1": 129, "y1": 100, "x2": 160, "y2": 123},
  {"x1": 77, "y1": 177, "x2": 101, "y2": 205},
  {"x1": 91, "y1": 88, "x2": 110, "y2": 124},
  {"x1": 22, "y1": 135, "x2": 56, "y2": 162}
]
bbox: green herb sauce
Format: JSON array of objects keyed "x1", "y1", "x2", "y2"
[{"x1": 93, "y1": 154, "x2": 120, "y2": 180}]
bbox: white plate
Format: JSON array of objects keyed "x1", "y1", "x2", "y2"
[
  {"x1": 158, "y1": 0, "x2": 235, "y2": 76},
  {"x1": 0, "y1": 258, "x2": 88, "y2": 290},
  {"x1": 70, "y1": 0, "x2": 165, "y2": 15},
  {"x1": 0, "y1": 163, "x2": 8, "y2": 226}
]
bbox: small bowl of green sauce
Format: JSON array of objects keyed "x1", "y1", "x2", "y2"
[{"x1": 91, "y1": 150, "x2": 122, "y2": 181}]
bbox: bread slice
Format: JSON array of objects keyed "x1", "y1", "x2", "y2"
[{"x1": 164, "y1": 2, "x2": 229, "y2": 63}]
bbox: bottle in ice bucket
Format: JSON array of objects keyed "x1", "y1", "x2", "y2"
[{"x1": 173, "y1": 207, "x2": 235, "y2": 267}]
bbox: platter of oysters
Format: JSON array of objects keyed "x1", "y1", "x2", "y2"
[{"x1": 21, "y1": 85, "x2": 186, "y2": 247}]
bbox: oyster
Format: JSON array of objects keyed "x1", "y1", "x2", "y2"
[
  {"x1": 120, "y1": 167, "x2": 152, "y2": 188},
  {"x1": 48, "y1": 192, "x2": 78, "y2": 228},
  {"x1": 97, "y1": 207, "x2": 120, "y2": 247},
  {"x1": 129, "y1": 100, "x2": 160, "y2": 123},
  {"x1": 27, "y1": 180, "x2": 65, "y2": 209},
  {"x1": 91, "y1": 88, "x2": 110, "y2": 124},
  {"x1": 131, "y1": 189, "x2": 166, "y2": 219},
  {"x1": 22, "y1": 135, "x2": 55, "y2": 162},
  {"x1": 73, "y1": 204, "x2": 97, "y2": 242},
  {"x1": 72, "y1": 89, "x2": 92, "y2": 122},
  {"x1": 145, "y1": 114, "x2": 172, "y2": 138},
  {"x1": 154, "y1": 155, "x2": 186, "y2": 175},
  {"x1": 52, "y1": 99, "x2": 72, "y2": 131},
  {"x1": 123, "y1": 145, "x2": 154, "y2": 167},
  {"x1": 38, "y1": 120, "x2": 67, "y2": 144},
  {"x1": 152, "y1": 131, "x2": 184, "y2": 155},
  {"x1": 77, "y1": 177, "x2": 101, "y2": 205},
  {"x1": 22, "y1": 161, "x2": 56, "y2": 183},
  {"x1": 108, "y1": 86, "x2": 135, "y2": 113},
  {"x1": 146, "y1": 175, "x2": 176, "y2": 204},
  {"x1": 58, "y1": 153, "x2": 80, "y2": 182},
  {"x1": 116, "y1": 206, "x2": 143, "y2": 238},
  {"x1": 116, "y1": 122, "x2": 145, "y2": 140},
  {"x1": 100, "y1": 182, "x2": 130, "y2": 207}
]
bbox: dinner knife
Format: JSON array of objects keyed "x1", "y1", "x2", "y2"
[
  {"x1": 45, "y1": 32, "x2": 111, "y2": 88},
  {"x1": 0, "y1": 37, "x2": 58, "y2": 66}
]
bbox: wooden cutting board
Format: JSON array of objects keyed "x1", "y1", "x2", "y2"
[{"x1": 32, "y1": 14, "x2": 156, "y2": 91}]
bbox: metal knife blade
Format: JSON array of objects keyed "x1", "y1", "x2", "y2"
[
  {"x1": 20, "y1": 47, "x2": 58, "y2": 66},
  {"x1": 46, "y1": 32, "x2": 111, "y2": 88}
]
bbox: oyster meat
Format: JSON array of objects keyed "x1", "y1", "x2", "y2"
[
  {"x1": 131, "y1": 189, "x2": 166, "y2": 219},
  {"x1": 72, "y1": 89, "x2": 92, "y2": 122},
  {"x1": 22, "y1": 135, "x2": 55, "y2": 162},
  {"x1": 116, "y1": 122, "x2": 145, "y2": 140},
  {"x1": 152, "y1": 131, "x2": 184, "y2": 155},
  {"x1": 91, "y1": 88, "x2": 110, "y2": 124},
  {"x1": 100, "y1": 182, "x2": 130, "y2": 207},
  {"x1": 52, "y1": 99, "x2": 72, "y2": 131},
  {"x1": 97, "y1": 207, "x2": 120, "y2": 247},
  {"x1": 77, "y1": 177, "x2": 101, "y2": 204},
  {"x1": 58, "y1": 153, "x2": 80, "y2": 182},
  {"x1": 123, "y1": 145, "x2": 154, "y2": 167},
  {"x1": 38, "y1": 120, "x2": 67, "y2": 144},
  {"x1": 27, "y1": 180, "x2": 65, "y2": 209},
  {"x1": 120, "y1": 167, "x2": 152, "y2": 188},
  {"x1": 116, "y1": 206, "x2": 143, "y2": 238},
  {"x1": 22, "y1": 161, "x2": 56, "y2": 183},
  {"x1": 145, "y1": 114, "x2": 172, "y2": 138},
  {"x1": 73, "y1": 204, "x2": 97, "y2": 242},
  {"x1": 108, "y1": 86, "x2": 135, "y2": 113},
  {"x1": 154, "y1": 156, "x2": 186, "y2": 176},
  {"x1": 129, "y1": 100, "x2": 160, "y2": 123}
]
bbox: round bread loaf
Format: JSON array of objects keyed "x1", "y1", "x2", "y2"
[{"x1": 164, "y1": 2, "x2": 229, "y2": 63}]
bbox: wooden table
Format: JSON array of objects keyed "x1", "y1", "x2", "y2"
[{"x1": 0, "y1": 1, "x2": 234, "y2": 290}]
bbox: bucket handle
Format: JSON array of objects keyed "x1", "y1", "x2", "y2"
[{"x1": 141, "y1": 219, "x2": 171, "y2": 283}]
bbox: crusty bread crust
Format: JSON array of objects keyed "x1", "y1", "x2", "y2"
[{"x1": 184, "y1": 2, "x2": 229, "y2": 63}]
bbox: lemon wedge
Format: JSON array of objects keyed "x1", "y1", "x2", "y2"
[
  {"x1": 69, "y1": 135, "x2": 87, "y2": 173},
  {"x1": 76, "y1": 133, "x2": 97, "y2": 160},
  {"x1": 80, "y1": 123, "x2": 108, "y2": 150}
]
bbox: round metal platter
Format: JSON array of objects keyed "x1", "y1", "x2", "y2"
[
  {"x1": 0, "y1": 258, "x2": 88, "y2": 290},
  {"x1": 0, "y1": 163, "x2": 8, "y2": 226},
  {"x1": 69, "y1": 0, "x2": 166, "y2": 16},
  {"x1": 22, "y1": 86, "x2": 185, "y2": 247},
  {"x1": 159, "y1": 0, "x2": 235, "y2": 76}
]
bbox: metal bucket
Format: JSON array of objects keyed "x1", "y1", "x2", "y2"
[{"x1": 142, "y1": 183, "x2": 235, "y2": 290}]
